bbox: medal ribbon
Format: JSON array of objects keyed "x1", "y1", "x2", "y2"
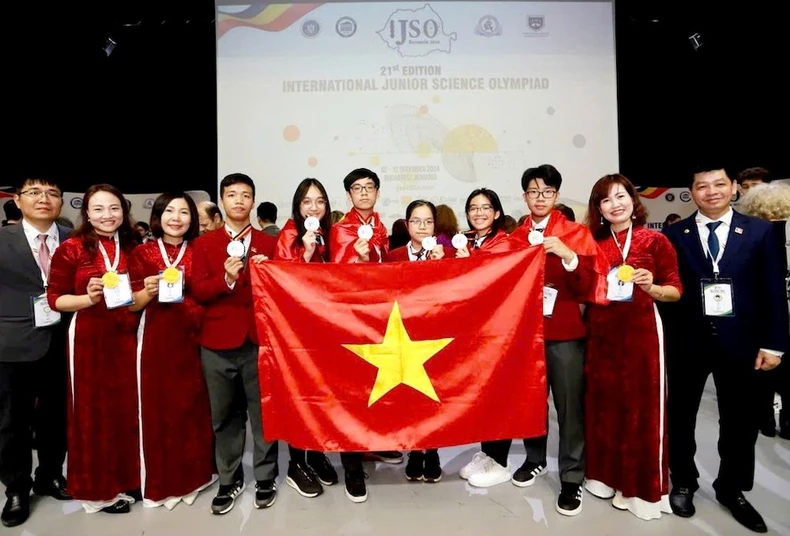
[
  {"x1": 227, "y1": 224, "x2": 253, "y2": 242},
  {"x1": 610, "y1": 224, "x2": 633, "y2": 266},
  {"x1": 157, "y1": 238, "x2": 188, "y2": 269},
  {"x1": 97, "y1": 232, "x2": 121, "y2": 273}
]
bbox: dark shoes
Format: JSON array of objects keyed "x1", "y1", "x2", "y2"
[
  {"x1": 306, "y1": 451, "x2": 338, "y2": 486},
  {"x1": 404, "y1": 450, "x2": 442, "y2": 483},
  {"x1": 669, "y1": 486, "x2": 696, "y2": 518},
  {"x1": 254, "y1": 480, "x2": 277, "y2": 509},
  {"x1": 556, "y1": 482, "x2": 583, "y2": 516},
  {"x1": 362, "y1": 450, "x2": 404, "y2": 464},
  {"x1": 1, "y1": 493, "x2": 30, "y2": 527},
  {"x1": 714, "y1": 485, "x2": 767, "y2": 533},
  {"x1": 33, "y1": 475, "x2": 72, "y2": 501},
  {"x1": 286, "y1": 462, "x2": 323, "y2": 498},
  {"x1": 100, "y1": 499, "x2": 131, "y2": 514},
  {"x1": 211, "y1": 478, "x2": 246, "y2": 515}
]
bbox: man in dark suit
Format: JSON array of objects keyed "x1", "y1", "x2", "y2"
[
  {"x1": 0, "y1": 178, "x2": 72, "y2": 527},
  {"x1": 192, "y1": 173, "x2": 283, "y2": 515},
  {"x1": 663, "y1": 165, "x2": 787, "y2": 534}
]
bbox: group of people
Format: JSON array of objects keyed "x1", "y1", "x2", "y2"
[{"x1": 0, "y1": 164, "x2": 786, "y2": 535}]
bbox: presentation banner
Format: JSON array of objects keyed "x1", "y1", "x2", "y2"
[{"x1": 216, "y1": 1, "x2": 619, "y2": 227}]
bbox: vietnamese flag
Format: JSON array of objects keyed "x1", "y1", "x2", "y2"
[{"x1": 251, "y1": 248, "x2": 547, "y2": 451}]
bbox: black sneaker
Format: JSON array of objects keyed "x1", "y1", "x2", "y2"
[
  {"x1": 511, "y1": 460, "x2": 546, "y2": 488},
  {"x1": 556, "y1": 482, "x2": 583, "y2": 516},
  {"x1": 362, "y1": 450, "x2": 404, "y2": 464},
  {"x1": 344, "y1": 466, "x2": 369, "y2": 503},
  {"x1": 405, "y1": 451, "x2": 424, "y2": 481},
  {"x1": 423, "y1": 450, "x2": 442, "y2": 483},
  {"x1": 286, "y1": 462, "x2": 323, "y2": 498},
  {"x1": 306, "y1": 451, "x2": 339, "y2": 486},
  {"x1": 254, "y1": 480, "x2": 277, "y2": 509},
  {"x1": 211, "y1": 479, "x2": 245, "y2": 515}
]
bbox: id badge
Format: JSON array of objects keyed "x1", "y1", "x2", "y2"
[
  {"x1": 701, "y1": 278, "x2": 734, "y2": 317},
  {"x1": 606, "y1": 268, "x2": 634, "y2": 302},
  {"x1": 159, "y1": 268, "x2": 184, "y2": 303},
  {"x1": 103, "y1": 273, "x2": 134, "y2": 310},
  {"x1": 543, "y1": 286, "x2": 558, "y2": 317},
  {"x1": 31, "y1": 293, "x2": 61, "y2": 327}
]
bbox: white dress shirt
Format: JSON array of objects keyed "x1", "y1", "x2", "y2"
[
  {"x1": 21, "y1": 219, "x2": 60, "y2": 283},
  {"x1": 695, "y1": 208, "x2": 733, "y2": 263},
  {"x1": 532, "y1": 214, "x2": 578, "y2": 272},
  {"x1": 695, "y1": 209, "x2": 782, "y2": 358}
]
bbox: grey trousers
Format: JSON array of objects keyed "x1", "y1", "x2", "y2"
[
  {"x1": 524, "y1": 339, "x2": 586, "y2": 485},
  {"x1": 201, "y1": 340, "x2": 278, "y2": 484}
]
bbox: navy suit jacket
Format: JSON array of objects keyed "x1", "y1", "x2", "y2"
[{"x1": 663, "y1": 210, "x2": 788, "y2": 360}]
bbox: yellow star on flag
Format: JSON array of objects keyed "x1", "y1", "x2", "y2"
[{"x1": 342, "y1": 301, "x2": 454, "y2": 407}]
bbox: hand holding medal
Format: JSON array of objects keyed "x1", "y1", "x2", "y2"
[
  {"x1": 630, "y1": 267, "x2": 654, "y2": 291},
  {"x1": 144, "y1": 275, "x2": 161, "y2": 298}
]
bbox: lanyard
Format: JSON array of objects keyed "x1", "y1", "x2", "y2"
[
  {"x1": 408, "y1": 243, "x2": 427, "y2": 261},
  {"x1": 97, "y1": 232, "x2": 120, "y2": 273},
  {"x1": 610, "y1": 224, "x2": 633, "y2": 265},
  {"x1": 157, "y1": 238, "x2": 188, "y2": 268},
  {"x1": 698, "y1": 223, "x2": 722, "y2": 276},
  {"x1": 227, "y1": 224, "x2": 252, "y2": 241}
]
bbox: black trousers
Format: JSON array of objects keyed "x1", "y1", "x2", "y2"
[
  {"x1": 0, "y1": 339, "x2": 68, "y2": 496},
  {"x1": 667, "y1": 336, "x2": 760, "y2": 494}
]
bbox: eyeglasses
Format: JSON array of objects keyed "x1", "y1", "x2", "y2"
[
  {"x1": 525, "y1": 190, "x2": 557, "y2": 199},
  {"x1": 467, "y1": 204, "x2": 493, "y2": 214},
  {"x1": 20, "y1": 189, "x2": 62, "y2": 200},
  {"x1": 408, "y1": 218, "x2": 434, "y2": 227},
  {"x1": 350, "y1": 184, "x2": 377, "y2": 194}
]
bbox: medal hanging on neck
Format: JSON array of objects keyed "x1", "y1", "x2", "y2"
[
  {"x1": 158, "y1": 238, "x2": 188, "y2": 303},
  {"x1": 97, "y1": 233, "x2": 134, "y2": 309},
  {"x1": 528, "y1": 216, "x2": 547, "y2": 245},
  {"x1": 611, "y1": 225, "x2": 634, "y2": 282},
  {"x1": 226, "y1": 224, "x2": 252, "y2": 258}
]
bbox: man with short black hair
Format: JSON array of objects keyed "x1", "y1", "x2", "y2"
[{"x1": 256, "y1": 201, "x2": 281, "y2": 237}]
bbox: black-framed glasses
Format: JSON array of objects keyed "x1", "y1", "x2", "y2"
[
  {"x1": 350, "y1": 184, "x2": 377, "y2": 194},
  {"x1": 525, "y1": 190, "x2": 557, "y2": 199}
]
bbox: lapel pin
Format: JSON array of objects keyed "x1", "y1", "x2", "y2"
[
  {"x1": 683, "y1": 228, "x2": 690, "y2": 234},
  {"x1": 734, "y1": 227, "x2": 743, "y2": 234}
]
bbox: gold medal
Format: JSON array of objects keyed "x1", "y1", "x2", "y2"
[
  {"x1": 617, "y1": 264, "x2": 634, "y2": 283},
  {"x1": 102, "y1": 271, "x2": 120, "y2": 289},
  {"x1": 162, "y1": 266, "x2": 180, "y2": 284}
]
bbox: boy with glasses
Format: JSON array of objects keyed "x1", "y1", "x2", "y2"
[{"x1": 328, "y1": 168, "x2": 404, "y2": 502}]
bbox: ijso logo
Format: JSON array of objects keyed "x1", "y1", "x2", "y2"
[{"x1": 378, "y1": 4, "x2": 456, "y2": 57}]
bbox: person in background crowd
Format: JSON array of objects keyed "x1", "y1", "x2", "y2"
[
  {"x1": 330, "y1": 210, "x2": 344, "y2": 224},
  {"x1": 134, "y1": 221, "x2": 151, "y2": 243},
  {"x1": 1, "y1": 178, "x2": 70, "y2": 527},
  {"x1": 554, "y1": 203, "x2": 577, "y2": 222},
  {"x1": 737, "y1": 166, "x2": 773, "y2": 196},
  {"x1": 256, "y1": 201, "x2": 281, "y2": 237},
  {"x1": 663, "y1": 165, "x2": 786, "y2": 533},
  {"x1": 56, "y1": 216, "x2": 74, "y2": 229},
  {"x1": 663, "y1": 213, "x2": 682, "y2": 228},
  {"x1": 388, "y1": 218, "x2": 409, "y2": 250},
  {"x1": 2, "y1": 200, "x2": 22, "y2": 226},
  {"x1": 197, "y1": 201, "x2": 224, "y2": 235},
  {"x1": 738, "y1": 181, "x2": 790, "y2": 440},
  {"x1": 434, "y1": 204, "x2": 459, "y2": 248},
  {"x1": 502, "y1": 215, "x2": 518, "y2": 234}
]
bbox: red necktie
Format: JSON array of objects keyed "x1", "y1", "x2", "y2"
[{"x1": 38, "y1": 234, "x2": 51, "y2": 279}]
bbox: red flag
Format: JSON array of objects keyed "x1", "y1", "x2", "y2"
[
  {"x1": 251, "y1": 249, "x2": 547, "y2": 451},
  {"x1": 511, "y1": 211, "x2": 609, "y2": 304}
]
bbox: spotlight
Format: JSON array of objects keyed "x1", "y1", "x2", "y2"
[
  {"x1": 103, "y1": 37, "x2": 117, "y2": 57},
  {"x1": 688, "y1": 32, "x2": 703, "y2": 51}
]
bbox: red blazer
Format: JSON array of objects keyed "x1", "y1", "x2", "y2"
[
  {"x1": 191, "y1": 227, "x2": 277, "y2": 350},
  {"x1": 387, "y1": 244, "x2": 457, "y2": 262}
]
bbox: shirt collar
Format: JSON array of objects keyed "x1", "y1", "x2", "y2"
[
  {"x1": 21, "y1": 219, "x2": 57, "y2": 241},
  {"x1": 531, "y1": 213, "x2": 551, "y2": 231},
  {"x1": 696, "y1": 208, "x2": 733, "y2": 227}
]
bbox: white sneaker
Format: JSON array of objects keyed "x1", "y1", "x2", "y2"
[
  {"x1": 460, "y1": 452, "x2": 491, "y2": 480},
  {"x1": 467, "y1": 458, "x2": 511, "y2": 488}
]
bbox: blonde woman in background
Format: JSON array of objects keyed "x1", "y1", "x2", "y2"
[{"x1": 739, "y1": 181, "x2": 790, "y2": 440}]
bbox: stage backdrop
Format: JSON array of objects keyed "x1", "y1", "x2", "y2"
[{"x1": 215, "y1": 0, "x2": 618, "y2": 227}]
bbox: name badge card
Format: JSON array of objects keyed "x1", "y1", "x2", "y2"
[
  {"x1": 32, "y1": 293, "x2": 61, "y2": 327},
  {"x1": 104, "y1": 273, "x2": 134, "y2": 310},
  {"x1": 543, "y1": 286, "x2": 558, "y2": 317},
  {"x1": 606, "y1": 267, "x2": 634, "y2": 302},
  {"x1": 159, "y1": 268, "x2": 185, "y2": 303},
  {"x1": 701, "y1": 278, "x2": 734, "y2": 317}
]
